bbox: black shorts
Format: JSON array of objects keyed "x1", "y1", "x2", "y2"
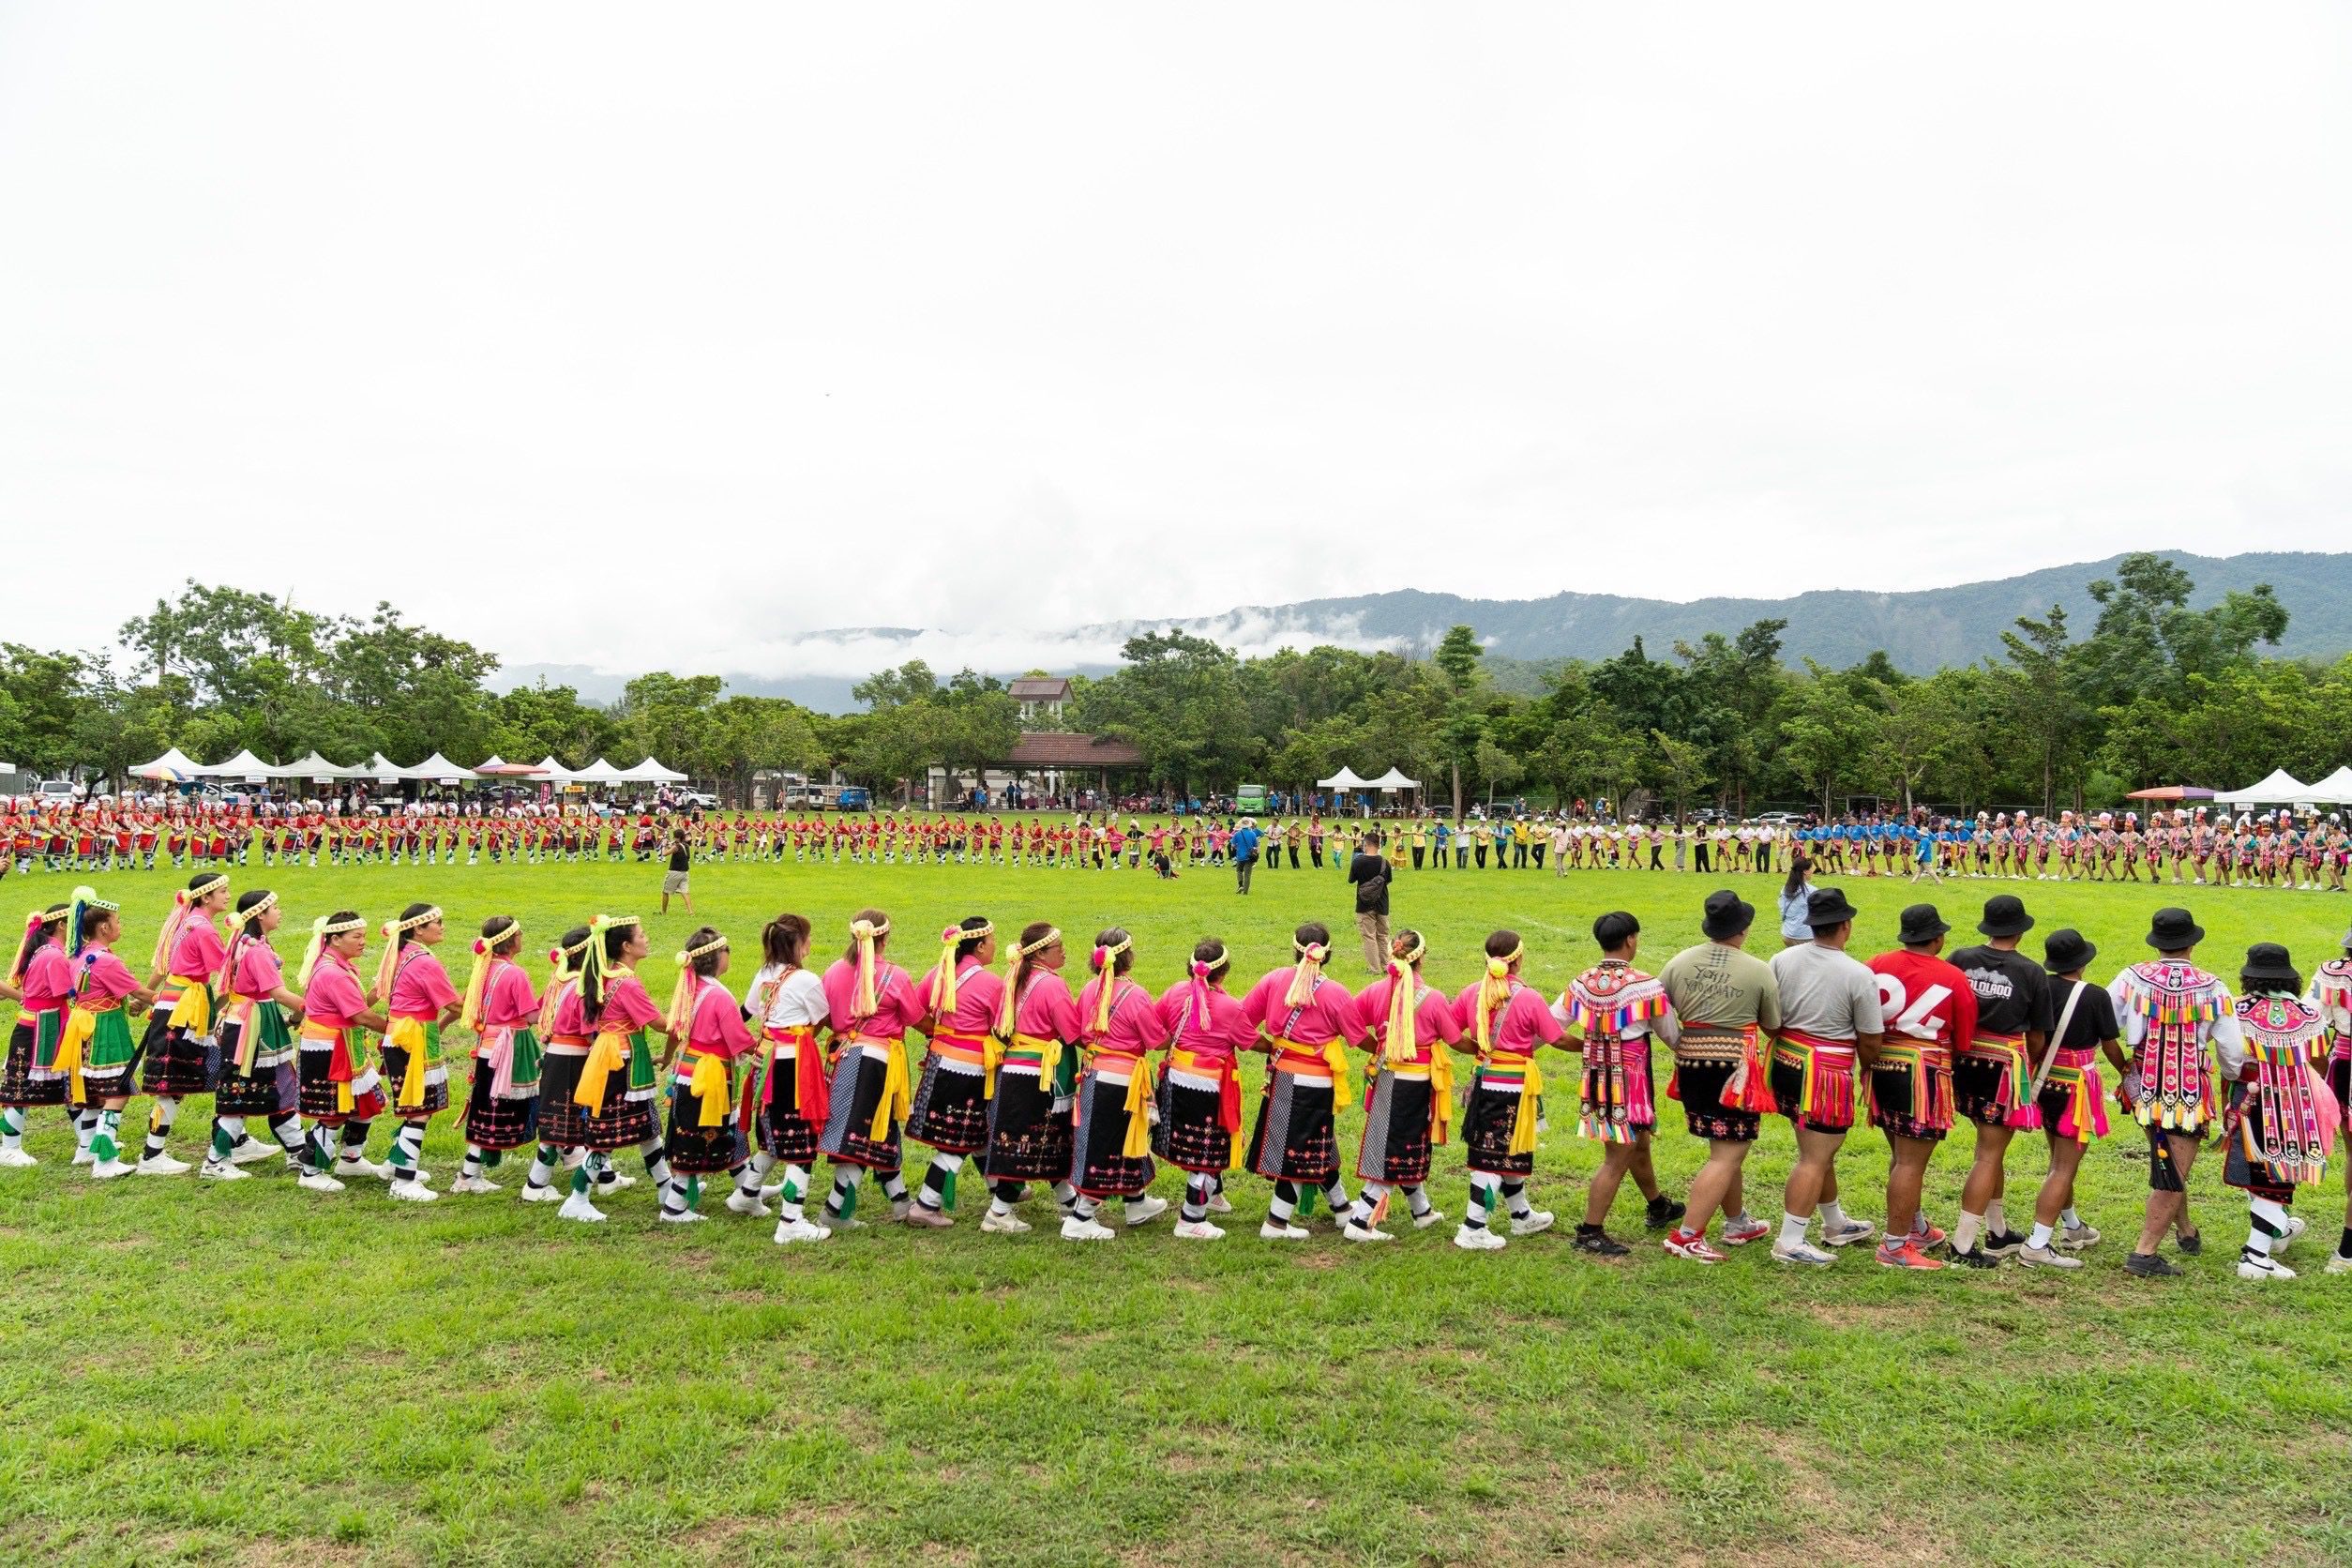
[{"x1": 2144, "y1": 1123, "x2": 2190, "y2": 1193}]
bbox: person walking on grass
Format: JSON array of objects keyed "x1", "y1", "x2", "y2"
[
  {"x1": 2112, "y1": 907, "x2": 2239, "y2": 1279},
  {"x1": 1655, "y1": 892, "x2": 1780, "y2": 1262},
  {"x1": 1862, "y1": 903, "x2": 1974, "y2": 1270},
  {"x1": 1349, "y1": 830, "x2": 1392, "y2": 973},
  {"x1": 1947, "y1": 896, "x2": 2050, "y2": 1267},
  {"x1": 2010, "y1": 927, "x2": 2127, "y2": 1270},
  {"x1": 1230, "y1": 817, "x2": 1261, "y2": 896},
  {"x1": 2218, "y1": 944, "x2": 2329, "y2": 1281},
  {"x1": 1765, "y1": 888, "x2": 1883, "y2": 1265},
  {"x1": 2313, "y1": 927, "x2": 2352, "y2": 1274},
  {"x1": 1557, "y1": 912, "x2": 1686, "y2": 1256},
  {"x1": 660, "y1": 830, "x2": 692, "y2": 916}
]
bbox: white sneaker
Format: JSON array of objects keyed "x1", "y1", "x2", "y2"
[
  {"x1": 2324, "y1": 1252, "x2": 2352, "y2": 1275},
  {"x1": 2017, "y1": 1244, "x2": 2082, "y2": 1270},
  {"x1": 337, "y1": 1157, "x2": 390, "y2": 1181},
  {"x1": 557, "y1": 1192, "x2": 608, "y2": 1223},
  {"x1": 1508, "y1": 1209, "x2": 1555, "y2": 1237},
  {"x1": 1772, "y1": 1240, "x2": 1836, "y2": 1266},
  {"x1": 1206, "y1": 1192, "x2": 1234, "y2": 1214},
  {"x1": 1453, "y1": 1225, "x2": 1506, "y2": 1251},
  {"x1": 1412, "y1": 1207, "x2": 1446, "y2": 1229},
  {"x1": 657, "y1": 1209, "x2": 706, "y2": 1224},
  {"x1": 1342, "y1": 1220, "x2": 1393, "y2": 1243},
  {"x1": 2057, "y1": 1222, "x2": 2102, "y2": 1252},
  {"x1": 2271, "y1": 1216, "x2": 2308, "y2": 1257},
  {"x1": 724, "y1": 1189, "x2": 771, "y2": 1216},
  {"x1": 72, "y1": 1146, "x2": 96, "y2": 1166},
  {"x1": 297, "y1": 1170, "x2": 346, "y2": 1192},
  {"x1": 388, "y1": 1181, "x2": 439, "y2": 1203},
  {"x1": 1259, "y1": 1220, "x2": 1310, "y2": 1240},
  {"x1": 774, "y1": 1217, "x2": 832, "y2": 1244},
  {"x1": 1821, "y1": 1217, "x2": 1877, "y2": 1248},
  {"x1": 979, "y1": 1209, "x2": 1032, "y2": 1234},
  {"x1": 446, "y1": 1174, "x2": 500, "y2": 1195},
  {"x1": 518, "y1": 1183, "x2": 565, "y2": 1203},
  {"x1": 2238, "y1": 1254, "x2": 2296, "y2": 1281},
  {"x1": 758, "y1": 1183, "x2": 784, "y2": 1202},
  {"x1": 889, "y1": 1198, "x2": 913, "y2": 1223},
  {"x1": 198, "y1": 1159, "x2": 251, "y2": 1182},
  {"x1": 226, "y1": 1137, "x2": 279, "y2": 1166},
  {"x1": 135, "y1": 1153, "x2": 192, "y2": 1176},
  {"x1": 596, "y1": 1171, "x2": 638, "y2": 1192},
  {"x1": 1173, "y1": 1219, "x2": 1225, "y2": 1240},
  {"x1": 0, "y1": 1147, "x2": 38, "y2": 1168},
  {"x1": 90, "y1": 1156, "x2": 136, "y2": 1180},
  {"x1": 1061, "y1": 1214, "x2": 1116, "y2": 1241},
  {"x1": 1123, "y1": 1195, "x2": 1168, "y2": 1227}
]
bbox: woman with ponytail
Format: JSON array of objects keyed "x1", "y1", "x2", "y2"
[
  {"x1": 978, "y1": 922, "x2": 1083, "y2": 1235},
  {"x1": 372, "y1": 904, "x2": 460, "y2": 1203},
  {"x1": 0, "y1": 904, "x2": 71, "y2": 1167},
  {"x1": 1151, "y1": 937, "x2": 1256, "y2": 1239},
  {"x1": 522, "y1": 926, "x2": 601, "y2": 1213},
  {"x1": 132, "y1": 871, "x2": 233, "y2": 1175},
  {"x1": 62, "y1": 888, "x2": 157, "y2": 1179},
  {"x1": 560, "y1": 914, "x2": 676, "y2": 1222},
  {"x1": 1347, "y1": 927, "x2": 1468, "y2": 1238},
  {"x1": 813, "y1": 911, "x2": 927, "y2": 1229},
  {"x1": 903, "y1": 915, "x2": 1001, "y2": 1228},
  {"x1": 657, "y1": 926, "x2": 758, "y2": 1223},
  {"x1": 451, "y1": 916, "x2": 539, "y2": 1196},
  {"x1": 204, "y1": 890, "x2": 309, "y2": 1182},
  {"x1": 735, "y1": 912, "x2": 834, "y2": 1244},
  {"x1": 294, "y1": 912, "x2": 388, "y2": 1192},
  {"x1": 1239, "y1": 922, "x2": 1380, "y2": 1241},
  {"x1": 1063, "y1": 927, "x2": 1170, "y2": 1240},
  {"x1": 1446, "y1": 928, "x2": 1569, "y2": 1250}
]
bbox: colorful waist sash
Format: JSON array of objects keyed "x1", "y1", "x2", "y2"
[
  {"x1": 1080, "y1": 1046, "x2": 1156, "y2": 1158},
  {"x1": 1771, "y1": 1031, "x2": 1856, "y2": 1129},
  {"x1": 761, "y1": 1024, "x2": 828, "y2": 1128},
  {"x1": 1868, "y1": 1040, "x2": 1953, "y2": 1131},
  {"x1": 301, "y1": 1019, "x2": 372, "y2": 1113},
  {"x1": 1170, "y1": 1045, "x2": 1244, "y2": 1165},
  {"x1": 158, "y1": 973, "x2": 215, "y2": 1033},
  {"x1": 480, "y1": 1023, "x2": 543, "y2": 1099},
  {"x1": 1962, "y1": 1031, "x2": 2033, "y2": 1122},
  {"x1": 1270, "y1": 1034, "x2": 1351, "y2": 1103},
  {"x1": 1475, "y1": 1049, "x2": 1545, "y2": 1154},
  {"x1": 384, "y1": 1013, "x2": 445, "y2": 1109},
  {"x1": 226, "y1": 995, "x2": 294, "y2": 1073},
  {"x1": 60, "y1": 1002, "x2": 135, "y2": 1098},
  {"x1": 2042, "y1": 1046, "x2": 2109, "y2": 1142},
  {"x1": 928, "y1": 1028, "x2": 1000, "y2": 1098}
]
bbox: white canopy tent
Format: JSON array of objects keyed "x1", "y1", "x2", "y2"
[
  {"x1": 1317, "y1": 766, "x2": 1372, "y2": 791},
  {"x1": 1366, "y1": 767, "x2": 1420, "y2": 792},
  {"x1": 358, "y1": 753, "x2": 410, "y2": 785},
  {"x1": 202, "y1": 748, "x2": 275, "y2": 781},
  {"x1": 616, "y1": 757, "x2": 687, "y2": 783},
  {"x1": 131, "y1": 746, "x2": 204, "y2": 782},
  {"x1": 571, "y1": 758, "x2": 627, "y2": 784},
  {"x1": 405, "y1": 751, "x2": 476, "y2": 783},
  {"x1": 274, "y1": 750, "x2": 360, "y2": 781},
  {"x1": 2214, "y1": 769, "x2": 2315, "y2": 806},
  {"x1": 2298, "y1": 764, "x2": 2352, "y2": 806},
  {"x1": 532, "y1": 756, "x2": 579, "y2": 783}
]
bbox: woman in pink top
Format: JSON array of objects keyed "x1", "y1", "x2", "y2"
[
  {"x1": 205, "y1": 889, "x2": 308, "y2": 1181},
  {"x1": 1350, "y1": 927, "x2": 1466, "y2": 1236},
  {"x1": 1448, "y1": 928, "x2": 1571, "y2": 1251},
  {"x1": 64, "y1": 889, "x2": 158, "y2": 1178},
  {"x1": 978, "y1": 921, "x2": 1082, "y2": 1235},
  {"x1": 1063, "y1": 926, "x2": 1170, "y2": 1238},
  {"x1": 134, "y1": 870, "x2": 233, "y2": 1173},
  {"x1": 1, "y1": 903, "x2": 72, "y2": 1165},
  {"x1": 569, "y1": 913, "x2": 677, "y2": 1219},
  {"x1": 659, "y1": 924, "x2": 759, "y2": 1222},
  {"x1": 294, "y1": 911, "x2": 388, "y2": 1192},
  {"x1": 374, "y1": 902, "x2": 461, "y2": 1202},
  {"x1": 1239, "y1": 921, "x2": 1380, "y2": 1241},
  {"x1": 525, "y1": 924, "x2": 626, "y2": 1217},
  {"x1": 454, "y1": 914, "x2": 541, "y2": 1196},
  {"x1": 1153, "y1": 938, "x2": 1258, "y2": 1239},
  {"x1": 815, "y1": 910, "x2": 927, "y2": 1228},
  {"x1": 904, "y1": 915, "x2": 1003, "y2": 1227}
]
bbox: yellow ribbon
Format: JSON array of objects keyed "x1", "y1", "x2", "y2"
[
  {"x1": 868, "y1": 1037, "x2": 912, "y2": 1141},
  {"x1": 1007, "y1": 1032, "x2": 1064, "y2": 1093},
  {"x1": 1507, "y1": 1060, "x2": 1545, "y2": 1155},
  {"x1": 384, "y1": 1016, "x2": 431, "y2": 1108},
  {"x1": 576, "y1": 1027, "x2": 629, "y2": 1114},
  {"x1": 687, "y1": 1051, "x2": 730, "y2": 1126},
  {"x1": 58, "y1": 1007, "x2": 94, "y2": 1102},
  {"x1": 1120, "y1": 1057, "x2": 1157, "y2": 1159},
  {"x1": 1428, "y1": 1047, "x2": 1457, "y2": 1144},
  {"x1": 1321, "y1": 1037, "x2": 1353, "y2": 1105},
  {"x1": 164, "y1": 975, "x2": 212, "y2": 1033}
]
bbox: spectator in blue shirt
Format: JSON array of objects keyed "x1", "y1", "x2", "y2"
[{"x1": 1230, "y1": 818, "x2": 1262, "y2": 894}]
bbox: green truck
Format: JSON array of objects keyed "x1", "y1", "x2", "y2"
[{"x1": 1235, "y1": 783, "x2": 1269, "y2": 816}]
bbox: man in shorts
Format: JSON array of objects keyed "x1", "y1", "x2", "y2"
[
  {"x1": 660, "y1": 829, "x2": 693, "y2": 915},
  {"x1": 1655, "y1": 890, "x2": 1781, "y2": 1262}
]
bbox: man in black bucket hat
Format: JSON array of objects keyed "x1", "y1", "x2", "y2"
[
  {"x1": 2108, "y1": 908, "x2": 2240, "y2": 1279},
  {"x1": 1762, "y1": 887, "x2": 1885, "y2": 1266},
  {"x1": 2008, "y1": 928, "x2": 2129, "y2": 1269},
  {"x1": 1862, "y1": 904, "x2": 1976, "y2": 1270},
  {"x1": 1945, "y1": 895, "x2": 2054, "y2": 1267},
  {"x1": 1653, "y1": 891, "x2": 1783, "y2": 1262}
]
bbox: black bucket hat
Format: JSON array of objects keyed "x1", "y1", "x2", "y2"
[
  {"x1": 1805, "y1": 887, "x2": 1860, "y2": 928},
  {"x1": 2241, "y1": 942, "x2": 2300, "y2": 988},
  {"x1": 1977, "y1": 895, "x2": 2035, "y2": 939},
  {"x1": 1701, "y1": 890, "x2": 1756, "y2": 941},
  {"x1": 1898, "y1": 904, "x2": 1951, "y2": 944},
  {"x1": 2043, "y1": 927, "x2": 2097, "y2": 973},
  {"x1": 2145, "y1": 907, "x2": 2205, "y2": 950}
]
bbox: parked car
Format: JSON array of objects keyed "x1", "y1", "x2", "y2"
[
  {"x1": 836, "y1": 787, "x2": 871, "y2": 812},
  {"x1": 1751, "y1": 810, "x2": 1805, "y2": 827}
]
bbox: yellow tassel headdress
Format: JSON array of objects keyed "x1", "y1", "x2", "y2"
[
  {"x1": 1283, "y1": 937, "x2": 1329, "y2": 1010},
  {"x1": 666, "y1": 931, "x2": 730, "y2": 1038},
  {"x1": 929, "y1": 920, "x2": 993, "y2": 1019},
  {"x1": 1384, "y1": 933, "x2": 1425, "y2": 1064},
  {"x1": 994, "y1": 926, "x2": 1059, "y2": 1038},
  {"x1": 460, "y1": 917, "x2": 521, "y2": 1033},
  {"x1": 372, "y1": 906, "x2": 442, "y2": 1003},
  {"x1": 849, "y1": 916, "x2": 890, "y2": 1018},
  {"x1": 150, "y1": 873, "x2": 228, "y2": 976},
  {"x1": 1090, "y1": 935, "x2": 1133, "y2": 1033},
  {"x1": 537, "y1": 930, "x2": 594, "y2": 1036},
  {"x1": 298, "y1": 912, "x2": 367, "y2": 989},
  {"x1": 1474, "y1": 941, "x2": 1524, "y2": 1054}
]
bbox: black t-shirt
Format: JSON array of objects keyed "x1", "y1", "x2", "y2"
[
  {"x1": 2044, "y1": 976, "x2": 2119, "y2": 1050},
  {"x1": 1948, "y1": 944, "x2": 2053, "y2": 1038},
  {"x1": 668, "y1": 842, "x2": 689, "y2": 872},
  {"x1": 1348, "y1": 852, "x2": 1390, "y2": 916}
]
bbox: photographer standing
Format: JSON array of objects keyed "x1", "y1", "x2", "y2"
[{"x1": 1349, "y1": 829, "x2": 1392, "y2": 972}]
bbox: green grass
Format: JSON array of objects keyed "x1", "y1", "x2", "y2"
[{"x1": 4, "y1": 851, "x2": 2351, "y2": 1566}]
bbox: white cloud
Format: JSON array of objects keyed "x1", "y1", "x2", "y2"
[{"x1": 3, "y1": 3, "x2": 2347, "y2": 674}]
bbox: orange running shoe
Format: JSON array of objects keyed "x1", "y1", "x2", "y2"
[{"x1": 1876, "y1": 1239, "x2": 1946, "y2": 1271}]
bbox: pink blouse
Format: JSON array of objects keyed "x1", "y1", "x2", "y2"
[
  {"x1": 165, "y1": 913, "x2": 226, "y2": 980},
  {"x1": 917, "y1": 958, "x2": 1004, "y2": 1038},
  {"x1": 228, "y1": 940, "x2": 285, "y2": 1001},
  {"x1": 303, "y1": 953, "x2": 368, "y2": 1028},
  {"x1": 821, "y1": 957, "x2": 927, "y2": 1041},
  {"x1": 479, "y1": 960, "x2": 539, "y2": 1030},
  {"x1": 546, "y1": 980, "x2": 587, "y2": 1039},
  {"x1": 683, "y1": 977, "x2": 756, "y2": 1059},
  {"x1": 1449, "y1": 979, "x2": 1566, "y2": 1058},
  {"x1": 1156, "y1": 981, "x2": 1256, "y2": 1065},
  {"x1": 76, "y1": 946, "x2": 141, "y2": 1005},
  {"x1": 19, "y1": 941, "x2": 70, "y2": 1011},
  {"x1": 1075, "y1": 975, "x2": 1170, "y2": 1061},
  {"x1": 387, "y1": 946, "x2": 460, "y2": 1018},
  {"x1": 1352, "y1": 976, "x2": 1466, "y2": 1066},
  {"x1": 1240, "y1": 968, "x2": 1361, "y2": 1048},
  {"x1": 592, "y1": 972, "x2": 663, "y2": 1033},
  {"x1": 1008, "y1": 971, "x2": 1083, "y2": 1041}
]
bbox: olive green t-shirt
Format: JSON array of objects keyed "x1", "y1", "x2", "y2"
[{"x1": 1657, "y1": 941, "x2": 1783, "y2": 1031}]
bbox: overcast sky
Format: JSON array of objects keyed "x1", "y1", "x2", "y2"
[{"x1": 4, "y1": 4, "x2": 2348, "y2": 682}]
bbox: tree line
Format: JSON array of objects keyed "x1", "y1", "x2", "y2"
[{"x1": 1, "y1": 556, "x2": 2340, "y2": 815}]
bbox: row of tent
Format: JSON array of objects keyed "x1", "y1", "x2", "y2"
[
  {"x1": 2208, "y1": 766, "x2": 2352, "y2": 807},
  {"x1": 1315, "y1": 766, "x2": 1420, "y2": 791},
  {"x1": 128, "y1": 747, "x2": 688, "y2": 787}
]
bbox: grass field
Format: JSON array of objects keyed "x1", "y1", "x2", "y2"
[{"x1": 4, "y1": 852, "x2": 2350, "y2": 1567}]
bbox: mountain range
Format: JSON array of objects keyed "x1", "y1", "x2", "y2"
[{"x1": 494, "y1": 550, "x2": 2352, "y2": 713}]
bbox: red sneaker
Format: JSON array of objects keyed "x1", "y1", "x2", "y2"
[
  {"x1": 1908, "y1": 1223, "x2": 1948, "y2": 1249},
  {"x1": 1877, "y1": 1239, "x2": 1945, "y2": 1271},
  {"x1": 1662, "y1": 1229, "x2": 1726, "y2": 1263}
]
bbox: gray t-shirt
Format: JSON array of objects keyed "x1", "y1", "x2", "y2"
[
  {"x1": 1657, "y1": 942, "x2": 1783, "y2": 1031},
  {"x1": 1770, "y1": 942, "x2": 1884, "y2": 1040}
]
